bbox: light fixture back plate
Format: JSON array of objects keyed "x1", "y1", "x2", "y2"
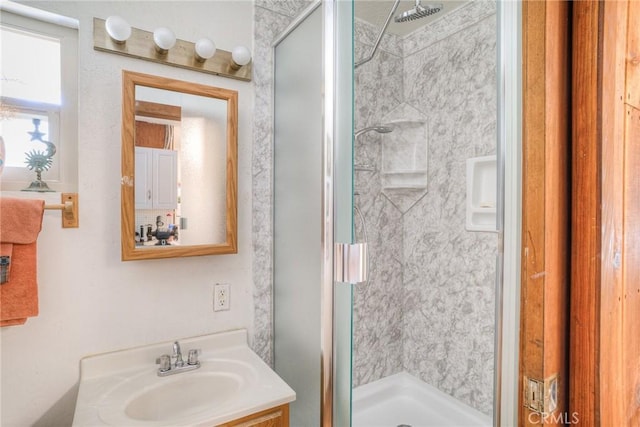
[{"x1": 93, "y1": 18, "x2": 251, "y2": 82}]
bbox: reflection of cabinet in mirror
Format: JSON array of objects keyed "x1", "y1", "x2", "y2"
[
  {"x1": 121, "y1": 71, "x2": 238, "y2": 261},
  {"x1": 134, "y1": 147, "x2": 177, "y2": 210}
]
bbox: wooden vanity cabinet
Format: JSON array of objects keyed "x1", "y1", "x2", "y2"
[{"x1": 216, "y1": 403, "x2": 289, "y2": 427}]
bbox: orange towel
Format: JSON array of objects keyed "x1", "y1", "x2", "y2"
[{"x1": 0, "y1": 198, "x2": 44, "y2": 326}]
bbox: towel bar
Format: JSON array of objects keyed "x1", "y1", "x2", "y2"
[
  {"x1": 44, "y1": 193, "x2": 78, "y2": 228},
  {"x1": 44, "y1": 201, "x2": 73, "y2": 212}
]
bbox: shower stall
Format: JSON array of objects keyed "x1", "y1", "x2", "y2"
[
  {"x1": 262, "y1": 0, "x2": 521, "y2": 425},
  {"x1": 351, "y1": 0, "x2": 498, "y2": 425}
]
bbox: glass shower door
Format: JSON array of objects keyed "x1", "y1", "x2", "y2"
[
  {"x1": 273, "y1": 6, "x2": 323, "y2": 426},
  {"x1": 272, "y1": 1, "x2": 354, "y2": 426},
  {"x1": 333, "y1": 0, "x2": 355, "y2": 425}
]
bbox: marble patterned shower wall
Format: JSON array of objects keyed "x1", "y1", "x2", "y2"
[
  {"x1": 402, "y1": 2, "x2": 497, "y2": 415},
  {"x1": 252, "y1": 0, "x2": 314, "y2": 366},
  {"x1": 354, "y1": 0, "x2": 497, "y2": 416},
  {"x1": 353, "y1": 18, "x2": 405, "y2": 387}
]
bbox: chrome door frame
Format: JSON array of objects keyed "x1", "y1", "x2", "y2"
[
  {"x1": 495, "y1": 0, "x2": 522, "y2": 425},
  {"x1": 321, "y1": 1, "x2": 336, "y2": 426}
]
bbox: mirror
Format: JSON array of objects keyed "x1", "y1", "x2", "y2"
[{"x1": 121, "y1": 71, "x2": 237, "y2": 260}]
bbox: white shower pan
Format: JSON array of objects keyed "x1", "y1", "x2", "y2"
[{"x1": 353, "y1": 372, "x2": 492, "y2": 427}]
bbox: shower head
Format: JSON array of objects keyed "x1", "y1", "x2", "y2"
[
  {"x1": 355, "y1": 125, "x2": 393, "y2": 139},
  {"x1": 394, "y1": 0, "x2": 443, "y2": 23}
]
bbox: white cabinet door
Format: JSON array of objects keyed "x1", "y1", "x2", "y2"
[
  {"x1": 135, "y1": 147, "x2": 153, "y2": 210},
  {"x1": 153, "y1": 149, "x2": 177, "y2": 209},
  {"x1": 135, "y1": 147, "x2": 177, "y2": 210}
]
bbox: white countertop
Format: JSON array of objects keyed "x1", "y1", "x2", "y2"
[{"x1": 72, "y1": 329, "x2": 295, "y2": 426}]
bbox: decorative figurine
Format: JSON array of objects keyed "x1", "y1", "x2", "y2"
[{"x1": 22, "y1": 118, "x2": 56, "y2": 192}]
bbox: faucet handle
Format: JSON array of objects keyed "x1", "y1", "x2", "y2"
[
  {"x1": 156, "y1": 354, "x2": 171, "y2": 372},
  {"x1": 187, "y1": 349, "x2": 201, "y2": 365}
]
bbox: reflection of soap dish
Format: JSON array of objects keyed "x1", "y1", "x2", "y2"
[{"x1": 479, "y1": 201, "x2": 495, "y2": 208}]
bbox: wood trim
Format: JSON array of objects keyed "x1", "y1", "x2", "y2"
[
  {"x1": 225, "y1": 88, "x2": 239, "y2": 254},
  {"x1": 623, "y1": 104, "x2": 640, "y2": 426},
  {"x1": 571, "y1": 0, "x2": 640, "y2": 424},
  {"x1": 627, "y1": 0, "x2": 640, "y2": 111},
  {"x1": 135, "y1": 100, "x2": 181, "y2": 121},
  {"x1": 520, "y1": 2, "x2": 547, "y2": 420},
  {"x1": 570, "y1": 2, "x2": 601, "y2": 424},
  {"x1": 542, "y1": 2, "x2": 570, "y2": 424},
  {"x1": 597, "y1": 1, "x2": 628, "y2": 424},
  {"x1": 216, "y1": 404, "x2": 289, "y2": 427},
  {"x1": 623, "y1": 5, "x2": 640, "y2": 423},
  {"x1": 520, "y1": 1, "x2": 571, "y2": 425}
]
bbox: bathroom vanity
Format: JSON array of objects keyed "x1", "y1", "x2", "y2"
[
  {"x1": 72, "y1": 330, "x2": 295, "y2": 426},
  {"x1": 216, "y1": 404, "x2": 289, "y2": 426}
]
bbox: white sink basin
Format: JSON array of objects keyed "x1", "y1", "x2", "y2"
[
  {"x1": 73, "y1": 330, "x2": 295, "y2": 427},
  {"x1": 99, "y1": 358, "x2": 254, "y2": 425},
  {"x1": 125, "y1": 371, "x2": 241, "y2": 422}
]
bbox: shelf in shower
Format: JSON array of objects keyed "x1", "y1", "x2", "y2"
[
  {"x1": 384, "y1": 119, "x2": 426, "y2": 128},
  {"x1": 381, "y1": 170, "x2": 428, "y2": 190},
  {"x1": 466, "y1": 155, "x2": 497, "y2": 232}
]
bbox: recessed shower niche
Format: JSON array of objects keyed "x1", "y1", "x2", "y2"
[
  {"x1": 380, "y1": 103, "x2": 428, "y2": 212},
  {"x1": 466, "y1": 155, "x2": 497, "y2": 232}
]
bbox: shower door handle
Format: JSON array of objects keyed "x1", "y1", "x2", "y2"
[{"x1": 334, "y1": 243, "x2": 368, "y2": 284}]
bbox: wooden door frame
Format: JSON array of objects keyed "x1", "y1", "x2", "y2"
[
  {"x1": 520, "y1": 1, "x2": 571, "y2": 425},
  {"x1": 571, "y1": 0, "x2": 640, "y2": 425},
  {"x1": 570, "y1": 1, "x2": 603, "y2": 423},
  {"x1": 519, "y1": 1, "x2": 640, "y2": 425}
]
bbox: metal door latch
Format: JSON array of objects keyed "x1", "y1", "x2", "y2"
[{"x1": 524, "y1": 374, "x2": 558, "y2": 414}]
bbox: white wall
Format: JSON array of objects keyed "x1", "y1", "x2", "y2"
[{"x1": 0, "y1": 2, "x2": 254, "y2": 426}]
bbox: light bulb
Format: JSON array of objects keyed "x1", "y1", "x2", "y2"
[
  {"x1": 230, "y1": 45, "x2": 251, "y2": 70},
  {"x1": 105, "y1": 15, "x2": 131, "y2": 44},
  {"x1": 153, "y1": 27, "x2": 176, "y2": 54},
  {"x1": 194, "y1": 38, "x2": 216, "y2": 62}
]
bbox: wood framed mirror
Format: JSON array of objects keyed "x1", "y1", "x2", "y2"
[{"x1": 121, "y1": 70, "x2": 237, "y2": 260}]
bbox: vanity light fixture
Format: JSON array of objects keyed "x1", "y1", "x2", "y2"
[
  {"x1": 230, "y1": 46, "x2": 251, "y2": 70},
  {"x1": 153, "y1": 27, "x2": 176, "y2": 54},
  {"x1": 104, "y1": 15, "x2": 131, "y2": 44},
  {"x1": 194, "y1": 38, "x2": 216, "y2": 62},
  {"x1": 93, "y1": 17, "x2": 251, "y2": 82}
]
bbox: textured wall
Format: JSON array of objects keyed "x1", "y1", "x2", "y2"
[
  {"x1": 353, "y1": 0, "x2": 497, "y2": 415},
  {"x1": 352, "y1": 19, "x2": 405, "y2": 388},
  {"x1": 0, "y1": 2, "x2": 254, "y2": 426},
  {"x1": 252, "y1": 0, "x2": 314, "y2": 366},
  {"x1": 402, "y1": 2, "x2": 497, "y2": 415}
]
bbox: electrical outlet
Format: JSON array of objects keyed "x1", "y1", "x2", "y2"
[{"x1": 213, "y1": 283, "x2": 230, "y2": 312}]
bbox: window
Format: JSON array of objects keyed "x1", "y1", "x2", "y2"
[{"x1": 0, "y1": 10, "x2": 78, "y2": 192}]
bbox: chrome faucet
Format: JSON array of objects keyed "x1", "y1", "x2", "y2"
[
  {"x1": 173, "y1": 341, "x2": 185, "y2": 367},
  {"x1": 155, "y1": 340, "x2": 200, "y2": 377}
]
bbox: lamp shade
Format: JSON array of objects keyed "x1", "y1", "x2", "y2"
[
  {"x1": 231, "y1": 46, "x2": 251, "y2": 66},
  {"x1": 105, "y1": 15, "x2": 131, "y2": 43},
  {"x1": 195, "y1": 38, "x2": 216, "y2": 61},
  {"x1": 153, "y1": 27, "x2": 176, "y2": 52}
]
